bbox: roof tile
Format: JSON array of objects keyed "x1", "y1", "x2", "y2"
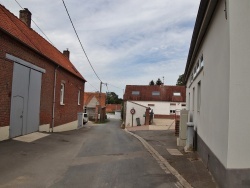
[
  {"x1": 0, "y1": 5, "x2": 85, "y2": 81},
  {"x1": 124, "y1": 85, "x2": 186, "y2": 102}
]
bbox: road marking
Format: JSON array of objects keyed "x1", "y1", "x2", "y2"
[{"x1": 125, "y1": 130, "x2": 193, "y2": 188}]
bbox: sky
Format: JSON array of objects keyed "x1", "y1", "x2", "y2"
[{"x1": 0, "y1": 0, "x2": 200, "y2": 98}]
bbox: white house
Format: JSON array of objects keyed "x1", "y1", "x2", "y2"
[
  {"x1": 123, "y1": 85, "x2": 186, "y2": 127},
  {"x1": 184, "y1": 0, "x2": 250, "y2": 187}
]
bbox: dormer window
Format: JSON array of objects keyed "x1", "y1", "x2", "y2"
[
  {"x1": 152, "y1": 91, "x2": 160, "y2": 96},
  {"x1": 132, "y1": 91, "x2": 140, "y2": 95},
  {"x1": 173, "y1": 92, "x2": 181, "y2": 96}
]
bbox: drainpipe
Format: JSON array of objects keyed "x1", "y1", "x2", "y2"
[{"x1": 52, "y1": 65, "x2": 59, "y2": 132}]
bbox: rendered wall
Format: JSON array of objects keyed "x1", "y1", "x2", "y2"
[
  {"x1": 227, "y1": 0, "x2": 250, "y2": 168},
  {"x1": 133, "y1": 101, "x2": 186, "y2": 115},
  {"x1": 186, "y1": 0, "x2": 230, "y2": 167},
  {"x1": 125, "y1": 101, "x2": 146, "y2": 127}
]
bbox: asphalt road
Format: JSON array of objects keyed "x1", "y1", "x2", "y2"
[{"x1": 0, "y1": 119, "x2": 180, "y2": 188}]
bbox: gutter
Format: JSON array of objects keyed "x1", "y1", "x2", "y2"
[{"x1": 52, "y1": 65, "x2": 59, "y2": 132}]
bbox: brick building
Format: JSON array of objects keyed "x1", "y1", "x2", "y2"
[
  {"x1": 84, "y1": 92, "x2": 106, "y2": 121},
  {"x1": 0, "y1": 5, "x2": 86, "y2": 141}
]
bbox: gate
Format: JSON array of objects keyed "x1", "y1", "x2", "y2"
[{"x1": 10, "y1": 63, "x2": 42, "y2": 138}]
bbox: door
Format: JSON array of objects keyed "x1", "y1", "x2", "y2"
[
  {"x1": 26, "y1": 69, "x2": 42, "y2": 134},
  {"x1": 10, "y1": 63, "x2": 42, "y2": 138}
]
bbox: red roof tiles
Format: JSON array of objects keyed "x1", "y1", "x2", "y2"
[
  {"x1": 84, "y1": 92, "x2": 106, "y2": 107},
  {"x1": 123, "y1": 85, "x2": 186, "y2": 102},
  {"x1": 0, "y1": 5, "x2": 85, "y2": 81}
]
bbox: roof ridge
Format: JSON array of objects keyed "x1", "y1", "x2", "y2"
[{"x1": 0, "y1": 4, "x2": 86, "y2": 81}]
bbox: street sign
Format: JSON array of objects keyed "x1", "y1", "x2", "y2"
[{"x1": 130, "y1": 108, "x2": 136, "y2": 115}]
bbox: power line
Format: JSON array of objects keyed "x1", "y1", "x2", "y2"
[
  {"x1": 107, "y1": 83, "x2": 124, "y2": 91},
  {"x1": 14, "y1": 0, "x2": 54, "y2": 45},
  {"x1": 87, "y1": 82, "x2": 99, "y2": 91},
  {"x1": 13, "y1": 0, "x2": 102, "y2": 93},
  {"x1": 61, "y1": 0, "x2": 102, "y2": 82}
]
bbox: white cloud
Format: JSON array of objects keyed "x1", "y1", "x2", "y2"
[{"x1": 0, "y1": 0, "x2": 200, "y2": 98}]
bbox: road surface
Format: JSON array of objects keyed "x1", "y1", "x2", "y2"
[{"x1": 0, "y1": 119, "x2": 181, "y2": 188}]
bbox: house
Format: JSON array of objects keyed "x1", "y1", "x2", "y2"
[
  {"x1": 106, "y1": 104, "x2": 122, "y2": 113},
  {"x1": 0, "y1": 5, "x2": 86, "y2": 141},
  {"x1": 184, "y1": 0, "x2": 250, "y2": 187},
  {"x1": 123, "y1": 85, "x2": 186, "y2": 127},
  {"x1": 84, "y1": 92, "x2": 106, "y2": 121}
]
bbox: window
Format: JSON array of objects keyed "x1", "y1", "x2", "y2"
[
  {"x1": 170, "y1": 103, "x2": 176, "y2": 106},
  {"x1": 78, "y1": 90, "x2": 81, "y2": 105},
  {"x1": 197, "y1": 82, "x2": 201, "y2": 112},
  {"x1": 192, "y1": 87, "x2": 195, "y2": 112},
  {"x1": 196, "y1": 60, "x2": 200, "y2": 70},
  {"x1": 132, "y1": 91, "x2": 140, "y2": 95},
  {"x1": 200, "y1": 54, "x2": 204, "y2": 67},
  {"x1": 170, "y1": 110, "x2": 176, "y2": 114},
  {"x1": 152, "y1": 91, "x2": 160, "y2": 96},
  {"x1": 173, "y1": 92, "x2": 181, "y2": 96},
  {"x1": 181, "y1": 104, "x2": 186, "y2": 107},
  {"x1": 188, "y1": 93, "x2": 190, "y2": 110},
  {"x1": 60, "y1": 83, "x2": 65, "y2": 105},
  {"x1": 190, "y1": 54, "x2": 204, "y2": 82},
  {"x1": 148, "y1": 104, "x2": 155, "y2": 106}
]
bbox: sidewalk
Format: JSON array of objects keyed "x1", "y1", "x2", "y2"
[{"x1": 126, "y1": 126, "x2": 218, "y2": 188}]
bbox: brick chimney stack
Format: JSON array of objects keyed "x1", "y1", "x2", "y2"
[
  {"x1": 19, "y1": 8, "x2": 32, "y2": 28},
  {"x1": 63, "y1": 49, "x2": 70, "y2": 59}
]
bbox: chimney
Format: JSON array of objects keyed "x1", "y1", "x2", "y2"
[
  {"x1": 63, "y1": 49, "x2": 70, "y2": 59},
  {"x1": 19, "y1": 8, "x2": 32, "y2": 28}
]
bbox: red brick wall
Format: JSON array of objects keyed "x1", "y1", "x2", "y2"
[
  {"x1": 106, "y1": 104, "x2": 122, "y2": 113},
  {"x1": 53, "y1": 68, "x2": 84, "y2": 127},
  {"x1": 0, "y1": 31, "x2": 85, "y2": 128},
  {"x1": 154, "y1": 114, "x2": 180, "y2": 119},
  {"x1": 0, "y1": 49, "x2": 13, "y2": 127}
]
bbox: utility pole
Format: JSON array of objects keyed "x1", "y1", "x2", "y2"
[
  {"x1": 98, "y1": 81, "x2": 107, "y2": 123},
  {"x1": 99, "y1": 81, "x2": 102, "y2": 123}
]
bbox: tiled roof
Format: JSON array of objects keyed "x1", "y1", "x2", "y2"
[
  {"x1": 0, "y1": 5, "x2": 85, "y2": 81},
  {"x1": 123, "y1": 85, "x2": 186, "y2": 102},
  {"x1": 84, "y1": 92, "x2": 106, "y2": 107}
]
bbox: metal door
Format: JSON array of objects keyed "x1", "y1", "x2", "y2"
[
  {"x1": 10, "y1": 63, "x2": 29, "y2": 138},
  {"x1": 26, "y1": 69, "x2": 42, "y2": 133},
  {"x1": 10, "y1": 63, "x2": 42, "y2": 138}
]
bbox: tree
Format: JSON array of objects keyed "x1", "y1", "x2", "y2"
[
  {"x1": 106, "y1": 92, "x2": 123, "y2": 104},
  {"x1": 149, "y1": 80, "x2": 155, "y2": 85},
  {"x1": 176, "y1": 74, "x2": 185, "y2": 86},
  {"x1": 155, "y1": 78, "x2": 163, "y2": 85}
]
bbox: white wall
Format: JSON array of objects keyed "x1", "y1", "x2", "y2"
[
  {"x1": 133, "y1": 101, "x2": 186, "y2": 115},
  {"x1": 186, "y1": 0, "x2": 230, "y2": 167},
  {"x1": 125, "y1": 101, "x2": 146, "y2": 127},
  {"x1": 227, "y1": 0, "x2": 250, "y2": 168},
  {"x1": 107, "y1": 111, "x2": 121, "y2": 119},
  {"x1": 0, "y1": 126, "x2": 9, "y2": 141}
]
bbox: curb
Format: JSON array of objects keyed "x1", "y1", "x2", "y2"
[{"x1": 125, "y1": 129, "x2": 193, "y2": 188}]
